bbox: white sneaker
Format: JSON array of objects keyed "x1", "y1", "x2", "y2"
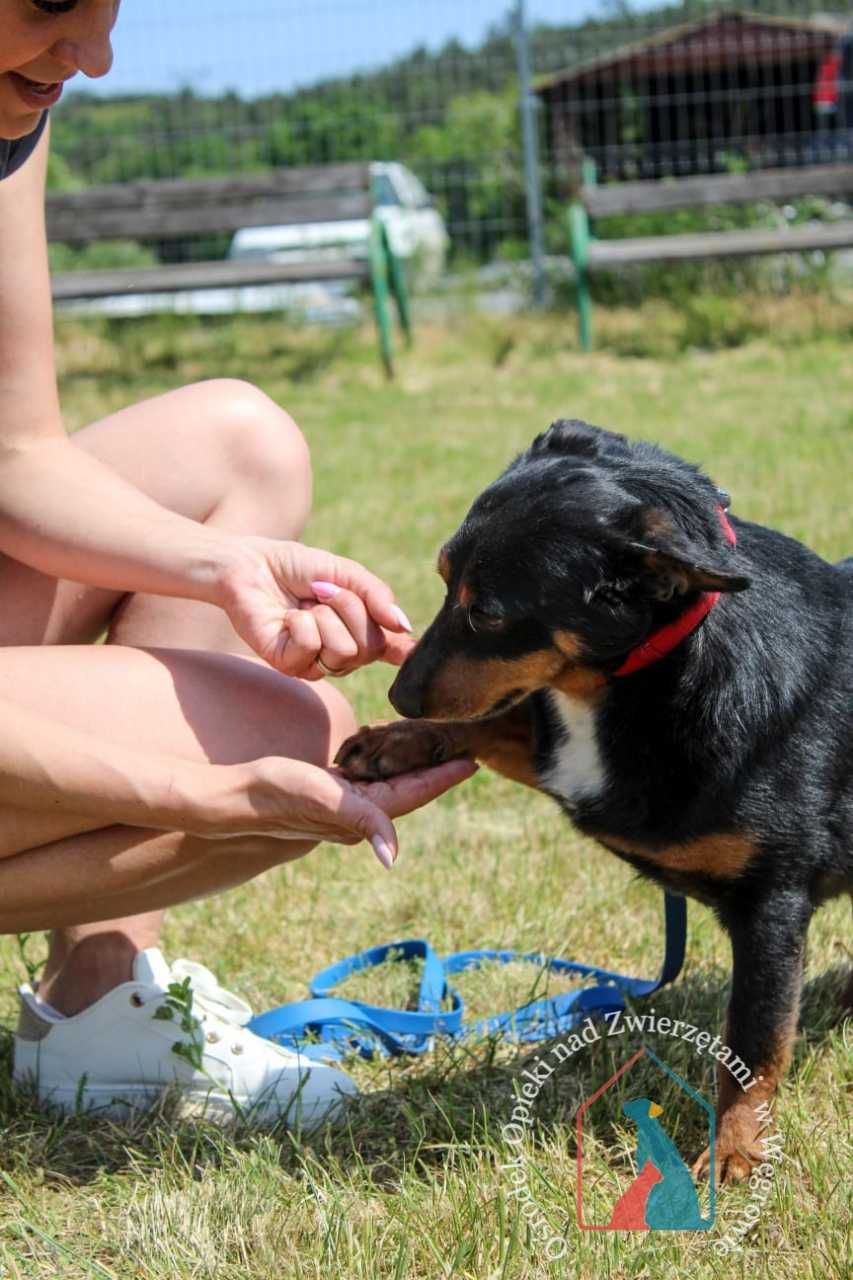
[{"x1": 13, "y1": 948, "x2": 358, "y2": 1129}]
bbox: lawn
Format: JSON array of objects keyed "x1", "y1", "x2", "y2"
[{"x1": 1, "y1": 299, "x2": 851, "y2": 1279}]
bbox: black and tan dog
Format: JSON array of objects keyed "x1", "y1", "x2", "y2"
[{"x1": 337, "y1": 419, "x2": 853, "y2": 1183}]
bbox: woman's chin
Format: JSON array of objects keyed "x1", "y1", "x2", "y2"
[
  {"x1": 0, "y1": 113, "x2": 40, "y2": 141},
  {"x1": 0, "y1": 87, "x2": 44, "y2": 140}
]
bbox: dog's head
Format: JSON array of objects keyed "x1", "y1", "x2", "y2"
[{"x1": 390, "y1": 419, "x2": 750, "y2": 720}]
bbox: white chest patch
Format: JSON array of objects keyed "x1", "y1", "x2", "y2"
[{"x1": 541, "y1": 689, "x2": 607, "y2": 808}]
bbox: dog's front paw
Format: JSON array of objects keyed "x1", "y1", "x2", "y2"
[
  {"x1": 335, "y1": 721, "x2": 464, "y2": 781},
  {"x1": 692, "y1": 1108, "x2": 767, "y2": 1185}
]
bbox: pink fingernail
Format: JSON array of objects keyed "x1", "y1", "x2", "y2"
[
  {"x1": 392, "y1": 605, "x2": 413, "y2": 633},
  {"x1": 370, "y1": 835, "x2": 396, "y2": 870},
  {"x1": 311, "y1": 580, "x2": 341, "y2": 601}
]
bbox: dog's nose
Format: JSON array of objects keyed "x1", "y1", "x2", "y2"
[{"x1": 389, "y1": 670, "x2": 423, "y2": 719}]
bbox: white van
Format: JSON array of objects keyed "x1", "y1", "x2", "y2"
[{"x1": 228, "y1": 162, "x2": 450, "y2": 286}]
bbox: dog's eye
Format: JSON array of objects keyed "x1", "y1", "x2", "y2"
[{"x1": 468, "y1": 605, "x2": 506, "y2": 633}]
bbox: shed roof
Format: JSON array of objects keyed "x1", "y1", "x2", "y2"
[{"x1": 535, "y1": 10, "x2": 846, "y2": 92}]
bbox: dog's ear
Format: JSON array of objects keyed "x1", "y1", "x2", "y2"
[
  {"x1": 624, "y1": 544, "x2": 751, "y2": 600},
  {"x1": 615, "y1": 505, "x2": 750, "y2": 600},
  {"x1": 531, "y1": 419, "x2": 630, "y2": 460}
]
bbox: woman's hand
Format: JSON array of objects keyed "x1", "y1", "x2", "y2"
[
  {"x1": 189, "y1": 755, "x2": 478, "y2": 868},
  {"x1": 217, "y1": 537, "x2": 416, "y2": 678}
]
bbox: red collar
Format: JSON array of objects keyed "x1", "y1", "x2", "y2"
[{"x1": 613, "y1": 508, "x2": 736, "y2": 678}]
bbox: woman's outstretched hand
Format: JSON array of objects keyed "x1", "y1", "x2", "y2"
[
  {"x1": 192, "y1": 755, "x2": 478, "y2": 870},
  {"x1": 218, "y1": 538, "x2": 415, "y2": 678},
  {"x1": 203, "y1": 538, "x2": 466, "y2": 868}
]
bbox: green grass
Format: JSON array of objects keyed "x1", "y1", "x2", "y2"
[{"x1": 1, "y1": 300, "x2": 851, "y2": 1278}]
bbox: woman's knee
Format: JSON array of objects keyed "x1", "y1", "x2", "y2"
[
  {"x1": 316, "y1": 680, "x2": 359, "y2": 760},
  {"x1": 203, "y1": 379, "x2": 313, "y2": 532},
  {"x1": 268, "y1": 677, "x2": 357, "y2": 769},
  {"x1": 217, "y1": 655, "x2": 358, "y2": 769},
  {"x1": 73, "y1": 379, "x2": 312, "y2": 541}
]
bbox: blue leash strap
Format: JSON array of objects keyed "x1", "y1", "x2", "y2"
[{"x1": 247, "y1": 893, "x2": 687, "y2": 1061}]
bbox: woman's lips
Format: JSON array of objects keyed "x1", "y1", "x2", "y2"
[{"x1": 8, "y1": 72, "x2": 65, "y2": 110}]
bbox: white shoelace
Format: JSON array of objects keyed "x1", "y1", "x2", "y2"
[
  {"x1": 170, "y1": 959, "x2": 253, "y2": 1028},
  {"x1": 168, "y1": 960, "x2": 309, "y2": 1063}
]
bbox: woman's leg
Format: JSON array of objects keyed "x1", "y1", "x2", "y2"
[
  {"x1": 0, "y1": 377, "x2": 312, "y2": 651},
  {"x1": 0, "y1": 379, "x2": 334, "y2": 1013},
  {"x1": 0, "y1": 644, "x2": 357, "y2": 1003}
]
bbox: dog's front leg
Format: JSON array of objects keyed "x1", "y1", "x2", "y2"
[
  {"x1": 335, "y1": 699, "x2": 541, "y2": 789},
  {"x1": 692, "y1": 887, "x2": 812, "y2": 1184}
]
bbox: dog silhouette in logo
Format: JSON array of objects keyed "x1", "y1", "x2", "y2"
[{"x1": 608, "y1": 1097, "x2": 709, "y2": 1230}]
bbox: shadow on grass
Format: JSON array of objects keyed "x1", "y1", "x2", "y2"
[{"x1": 0, "y1": 963, "x2": 847, "y2": 1193}]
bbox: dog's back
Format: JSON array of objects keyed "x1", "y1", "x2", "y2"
[{"x1": 837, "y1": 555, "x2": 853, "y2": 585}]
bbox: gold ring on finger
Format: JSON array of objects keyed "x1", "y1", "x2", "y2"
[{"x1": 316, "y1": 658, "x2": 347, "y2": 678}]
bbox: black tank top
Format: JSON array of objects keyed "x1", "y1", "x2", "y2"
[{"x1": 0, "y1": 112, "x2": 48, "y2": 182}]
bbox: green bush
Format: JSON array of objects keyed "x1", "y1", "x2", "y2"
[
  {"x1": 48, "y1": 240, "x2": 159, "y2": 273},
  {"x1": 680, "y1": 294, "x2": 762, "y2": 349},
  {"x1": 542, "y1": 193, "x2": 842, "y2": 308}
]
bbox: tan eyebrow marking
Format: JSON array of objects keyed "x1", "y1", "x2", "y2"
[{"x1": 437, "y1": 548, "x2": 450, "y2": 582}]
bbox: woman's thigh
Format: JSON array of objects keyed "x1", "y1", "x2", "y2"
[
  {"x1": 0, "y1": 378, "x2": 310, "y2": 646},
  {"x1": 0, "y1": 643, "x2": 355, "y2": 859}
]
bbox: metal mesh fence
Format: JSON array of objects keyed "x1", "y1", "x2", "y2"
[{"x1": 49, "y1": 0, "x2": 852, "y2": 265}]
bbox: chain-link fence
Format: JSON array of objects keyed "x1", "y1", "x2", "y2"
[{"x1": 50, "y1": 0, "x2": 852, "y2": 267}]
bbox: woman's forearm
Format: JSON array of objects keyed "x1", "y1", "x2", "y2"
[
  {"x1": 0, "y1": 436, "x2": 242, "y2": 603},
  {"x1": 0, "y1": 124, "x2": 240, "y2": 605},
  {"x1": 0, "y1": 696, "x2": 472, "y2": 863}
]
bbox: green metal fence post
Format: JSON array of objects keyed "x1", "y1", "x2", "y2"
[
  {"x1": 368, "y1": 215, "x2": 395, "y2": 378},
  {"x1": 568, "y1": 156, "x2": 598, "y2": 353},
  {"x1": 568, "y1": 201, "x2": 592, "y2": 353},
  {"x1": 382, "y1": 224, "x2": 413, "y2": 347},
  {"x1": 581, "y1": 155, "x2": 598, "y2": 189}
]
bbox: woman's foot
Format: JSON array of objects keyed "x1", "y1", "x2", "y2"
[{"x1": 13, "y1": 948, "x2": 358, "y2": 1129}]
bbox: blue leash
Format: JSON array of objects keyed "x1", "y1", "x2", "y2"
[{"x1": 248, "y1": 893, "x2": 687, "y2": 1061}]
